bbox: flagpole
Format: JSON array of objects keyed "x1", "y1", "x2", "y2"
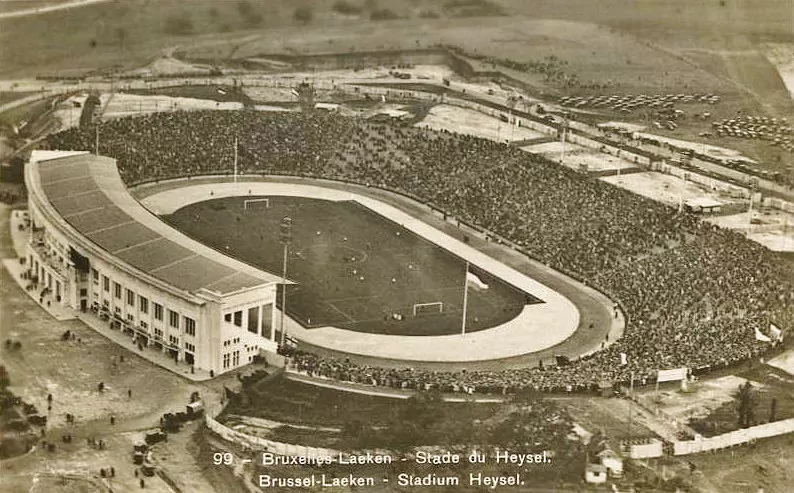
[
  {"x1": 461, "y1": 261, "x2": 469, "y2": 336},
  {"x1": 628, "y1": 371, "x2": 634, "y2": 435},
  {"x1": 233, "y1": 137, "x2": 238, "y2": 183}
]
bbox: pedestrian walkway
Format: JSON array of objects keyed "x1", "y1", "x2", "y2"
[{"x1": 4, "y1": 210, "x2": 213, "y2": 381}]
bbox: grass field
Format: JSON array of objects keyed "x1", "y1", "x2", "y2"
[
  {"x1": 166, "y1": 196, "x2": 536, "y2": 336},
  {"x1": 224, "y1": 374, "x2": 501, "y2": 428}
]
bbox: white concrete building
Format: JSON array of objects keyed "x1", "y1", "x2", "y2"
[{"x1": 24, "y1": 150, "x2": 287, "y2": 375}]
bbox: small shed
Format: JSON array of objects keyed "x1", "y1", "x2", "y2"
[
  {"x1": 684, "y1": 197, "x2": 723, "y2": 214},
  {"x1": 598, "y1": 448, "x2": 624, "y2": 478},
  {"x1": 585, "y1": 464, "x2": 608, "y2": 484}
]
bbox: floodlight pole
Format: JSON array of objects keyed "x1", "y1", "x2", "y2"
[
  {"x1": 559, "y1": 115, "x2": 567, "y2": 164},
  {"x1": 279, "y1": 217, "x2": 292, "y2": 347},
  {"x1": 461, "y1": 261, "x2": 469, "y2": 336},
  {"x1": 233, "y1": 137, "x2": 238, "y2": 183}
]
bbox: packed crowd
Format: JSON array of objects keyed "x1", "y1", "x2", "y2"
[{"x1": 46, "y1": 110, "x2": 794, "y2": 394}]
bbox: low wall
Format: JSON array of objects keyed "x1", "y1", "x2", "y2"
[
  {"x1": 673, "y1": 418, "x2": 794, "y2": 455},
  {"x1": 628, "y1": 439, "x2": 663, "y2": 459},
  {"x1": 763, "y1": 196, "x2": 794, "y2": 213},
  {"x1": 205, "y1": 412, "x2": 340, "y2": 459},
  {"x1": 653, "y1": 162, "x2": 751, "y2": 199}
]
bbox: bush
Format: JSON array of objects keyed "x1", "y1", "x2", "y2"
[
  {"x1": 1, "y1": 156, "x2": 25, "y2": 184},
  {"x1": 163, "y1": 13, "x2": 194, "y2": 35},
  {"x1": 370, "y1": 8, "x2": 398, "y2": 20},
  {"x1": 418, "y1": 9, "x2": 440, "y2": 19},
  {"x1": 332, "y1": 0, "x2": 362, "y2": 15},
  {"x1": 293, "y1": 6, "x2": 313, "y2": 25}
]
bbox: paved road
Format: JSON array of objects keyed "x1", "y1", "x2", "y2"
[{"x1": 0, "y1": 0, "x2": 112, "y2": 20}]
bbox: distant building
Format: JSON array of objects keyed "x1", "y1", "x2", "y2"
[
  {"x1": 584, "y1": 464, "x2": 607, "y2": 484},
  {"x1": 684, "y1": 197, "x2": 723, "y2": 214}
]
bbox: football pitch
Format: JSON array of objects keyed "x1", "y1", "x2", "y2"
[{"x1": 166, "y1": 196, "x2": 541, "y2": 336}]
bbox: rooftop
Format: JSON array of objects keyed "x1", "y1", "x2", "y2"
[{"x1": 31, "y1": 151, "x2": 283, "y2": 297}]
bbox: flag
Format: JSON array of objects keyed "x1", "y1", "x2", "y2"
[
  {"x1": 769, "y1": 324, "x2": 782, "y2": 342},
  {"x1": 620, "y1": 352, "x2": 628, "y2": 366},
  {"x1": 291, "y1": 88, "x2": 300, "y2": 98},
  {"x1": 755, "y1": 326, "x2": 771, "y2": 342},
  {"x1": 465, "y1": 270, "x2": 489, "y2": 290}
]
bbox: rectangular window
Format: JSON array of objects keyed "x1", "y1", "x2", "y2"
[
  {"x1": 80, "y1": 288, "x2": 87, "y2": 296},
  {"x1": 223, "y1": 353, "x2": 230, "y2": 369},
  {"x1": 141, "y1": 321, "x2": 148, "y2": 329},
  {"x1": 114, "y1": 282, "x2": 121, "y2": 299},
  {"x1": 233, "y1": 311, "x2": 242, "y2": 327},
  {"x1": 126, "y1": 314, "x2": 134, "y2": 322},
  {"x1": 93, "y1": 269, "x2": 99, "y2": 282},
  {"x1": 232, "y1": 350, "x2": 240, "y2": 367},
  {"x1": 126, "y1": 289, "x2": 135, "y2": 306},
  {"x1": 184, "y1": 317, "x2": 196, "y2": 336},
  {"x1": 224, "y1": 313, "x2": 232, "y2": 323},
  {"x1": 139, "y1": 296, "x2": 148, "y2": 314},
  {"x1": 103, "y1": 276, "x2": 110, "y2": 292},
  {"x1": 169, "y1": 310, "x2": 179, "y2": 328},
  {"x1": 154, "y1": 303, "x2": 163, "y2": 321},
  {"x1": 247, "y1": 307, "x2": 259, "y2": 334}
]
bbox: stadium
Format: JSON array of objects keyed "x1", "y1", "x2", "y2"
[{"x1": 22, "y1": 108, "x2": 790, "y2": 390}]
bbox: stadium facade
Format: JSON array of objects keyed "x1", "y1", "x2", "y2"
[{"x1": 24, "y1": 150, "x2": 286, "y2": 375}]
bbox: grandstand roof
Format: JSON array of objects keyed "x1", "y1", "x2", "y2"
[{"x1": 31, "y1": 151, "x2": 283, "y2": 297}]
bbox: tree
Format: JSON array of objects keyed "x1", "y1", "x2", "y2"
[
  {"x1": 293, "y1": 6, "x2": 313, "y2": 25},
  {"x1": 370, "y1": 8, "x2": 398, "y2": 20},
  {"x1": 237, "y1": 1, "x2": 263, "y2": 27},
  {"x1": 735, "y1": 380, "x2": 758, "y2": 428},
  {"x1": 382, "y1": 391, "x2": 445, "y2": 450},
  {"x1": 332, "y1": 1, "x2": 362, "y2": 15},
  {"x1": 0, "y1": 365, "x2": 9, "y2": 389},
  {"x1": 116, "y1": 27, "x2": 127, "y2": 50},
  {"x1": 237, "y1": 0, "x2": 253, "y2": 17}
]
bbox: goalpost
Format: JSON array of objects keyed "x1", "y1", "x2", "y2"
[
  {"x1": 413, "y1": 301, "x2": 444, "y2": 316},
  {"x1": 243, "y1": 198, "x2": 270, "y2": 210}
]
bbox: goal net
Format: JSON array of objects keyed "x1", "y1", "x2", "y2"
[
  {"x1": 413, "y1": 301, "x2": 443, "y2": 316},
  {"x1": 243, "y1": 198, "x2": 270, "y2": 210}
]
